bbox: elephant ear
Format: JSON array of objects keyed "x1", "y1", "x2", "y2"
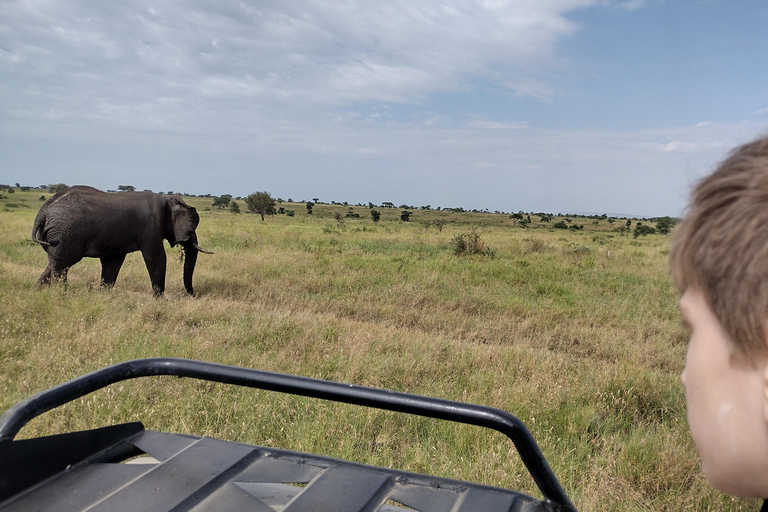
[{"x1": 167, "y1": 196, "x2": 200, "y2": 246}]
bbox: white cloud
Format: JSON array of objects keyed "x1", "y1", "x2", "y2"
[{"x1": 467, "y1": 120, "x2": 529, "y2": 130}]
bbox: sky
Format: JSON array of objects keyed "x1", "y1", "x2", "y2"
[{"x1": 2, "y1": 0, "x2": 767, "y2": 217}]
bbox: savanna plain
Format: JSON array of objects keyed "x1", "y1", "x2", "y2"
[{"x1": 0, "y1": 190, "x2": 758, "y2": 511}]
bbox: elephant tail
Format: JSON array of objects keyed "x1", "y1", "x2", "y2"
[{"x1": 31, "y1": 214, "x2": 58, "y2": 247}]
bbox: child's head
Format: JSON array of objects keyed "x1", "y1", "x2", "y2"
[
  {"x1": 671, "y1": 134, "x2": 768, "y2": 497},
  {"x1": 671, "y1": 134, "x2": 768, "y2": 360}
]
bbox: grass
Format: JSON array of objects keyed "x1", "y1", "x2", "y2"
[{"x1": 0, "y1": 189, "x2": 759, "y2": 511}]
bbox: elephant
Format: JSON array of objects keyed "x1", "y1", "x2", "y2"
[{"x1": 32, "y1": 186, "x2": 213, "y2": 296}]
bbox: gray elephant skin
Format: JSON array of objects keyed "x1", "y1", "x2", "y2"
[{"x1": 32, "y1": 186, "x2": 213, "y2": 295}]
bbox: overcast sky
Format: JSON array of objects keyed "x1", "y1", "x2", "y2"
[{"x1": 2, "y1": 0, "x2": 767, "y2": 216}]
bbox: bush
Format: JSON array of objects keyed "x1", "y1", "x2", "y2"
[
  {"x1": 449, "y1": 228, "x2": 494, "y2": 258},
  {"x1": 654, "y1": 216, "x2": 678, "y2": 234},
  {"x1": 634, "y1": 224, "x2": 657, "y2": 238},
  {"x1": 553, "y1": 221, "x2": 569, "y2": 229}
]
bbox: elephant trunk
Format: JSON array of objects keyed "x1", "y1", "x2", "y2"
[{"x1": 183, "y1": 235, "x2": 199, "y2": 295}]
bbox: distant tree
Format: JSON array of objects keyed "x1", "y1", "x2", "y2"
[
  {"x1": 655, "y1": 216, "x2": 677, "y2": 235},
  {"x1": 117, "y1": 185, "x2": 135, "y2": 192},
  {"x1": 313, "y1": 197, "x2": 320, "y2": 204},
  {"x1": 213, "y1": 194, "x2": 232, "y2": 209},
  {"x1": 400, "y1": 210, "x2": 412, "y2": 222},
  {"x1": 370, "y1": 209, "x2": 381, "y2": 223},
  {"x1": 381, "y1": 202, "x2": 395, "y2": 208},
  {"x1": 246, "y1": 191, "x2": 277, "y2": 221},
  {"x1": 49, "y1": 183, "x2": 68, "y2": 194},
  {"x1": 306, "y1": 201, "x2": 314, "y2": 214},
  {"x1": 229, "y1": 201, "x2": 241, "y2": 214},
  {"x1": 634, "y1": 223, "x2": 657, "y2": 238}
]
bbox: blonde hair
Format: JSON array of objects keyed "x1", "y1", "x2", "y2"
[{"x1": 670, "y1": 135, "x2": 768, "y2": 357}]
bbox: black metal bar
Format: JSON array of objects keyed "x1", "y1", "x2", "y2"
[{"x1": 0, "y1": 358, "x2": 576, "y2": 511}]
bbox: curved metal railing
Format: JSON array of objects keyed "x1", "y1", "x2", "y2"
[{"x1": 0, "y1": 357, "x2": 576, "y2": 511}]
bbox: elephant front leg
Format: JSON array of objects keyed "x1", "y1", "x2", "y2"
[
  {"x1": 100, "y1": 254, "x2": 126, "y2": 288},
  {"x1": 141, "y1": 246, "x2": 166, "y2": 296}
]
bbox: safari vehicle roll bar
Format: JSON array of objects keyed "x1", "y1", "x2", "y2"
[{"x1": 0, "y1": 357, "x2": 577, "y2": 511}]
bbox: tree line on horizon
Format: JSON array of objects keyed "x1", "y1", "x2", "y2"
[{"x1": 1, "y1": 183, "x2": 678, "y2": 236}]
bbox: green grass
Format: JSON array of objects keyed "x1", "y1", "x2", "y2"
[{"x1": 0, "y1": 190, "x2": 759, "y2": 511}]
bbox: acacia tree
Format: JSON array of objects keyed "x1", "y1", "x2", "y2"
[
  {"x1": 213, "y1": 194, "x2": 232, "y2": 209},
  {"x1": 246, "y1": 191, "x2": 276, "y2": 221},
  {"x1": 655, "y1": 216, "x2": 677, "y2": 234}
]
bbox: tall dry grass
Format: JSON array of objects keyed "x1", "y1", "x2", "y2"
[{"x1": 0, "y1": 190, "x2": 759, "y2": 511}]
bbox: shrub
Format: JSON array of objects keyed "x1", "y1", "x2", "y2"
[
  {"x1": 634, "y1": 224, "x2": 657, "y2": 238},
  {"x1": 553, "y1": 221, "x2": 568, "y2": 229},
  {"x1": 449, "y1": 228, "x2": 494, "y2": 258},
  {"x1": 525, "y1": 238, "x2": 550, "y2": 253},
  {"x1": 654, "y1": 216, "x2": 678, "y2": 234}
]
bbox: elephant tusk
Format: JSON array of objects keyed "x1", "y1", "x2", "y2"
[{"x1": 193, "y1": 243, "x2": 215, "y2": 254}]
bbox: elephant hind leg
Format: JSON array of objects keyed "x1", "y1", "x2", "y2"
[{"x1": 100, "y1": 254, "x2": 126, "y2": 288}]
